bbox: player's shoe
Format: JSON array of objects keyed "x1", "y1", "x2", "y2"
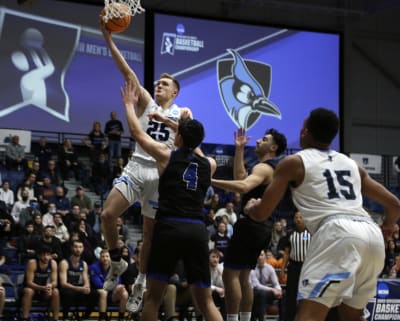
[
  {"x1": 103, "y1": 259, "x2": 128, "y2": 291},
  {"x1": 126, "y1": 282, "x2": 146, "y2": 312}
]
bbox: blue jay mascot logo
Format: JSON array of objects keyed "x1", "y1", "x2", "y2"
[{"x1": 217, "y1": 49, "x2": 281, "y2": 129}]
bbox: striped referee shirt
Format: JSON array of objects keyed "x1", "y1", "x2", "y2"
[{"x1": 286, "y1": 229, "x2": 311, "y2": 262}]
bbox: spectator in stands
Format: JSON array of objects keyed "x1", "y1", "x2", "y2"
[
  {"x1": 35, "y1": 225, "x2": 63, "y2": 263},
  {"x1": 250, "y1": 250, "x2": 282, "y2": 321},
  {"x1": 231, "y1": 192, "x2": 242, "y2": 217},
  {"x1": 384, "y1": 239, "x2": 399, "y2": 276},
  {"x1": 269, "y1": 221, "x2": 286, "y2": 258},
  {"x1": 394, "y1": 156, "x2": 400, "y2": 192},
  {"x1": 105, "y1": 111, "x2": 124, "y2": 169},
  {"x1": 116, "y1": 216, "x2": 130, "y2": 248},
  {"x1": 389, "y1": 254, "x2": 400, "y2": 278},
  {"x1": 92, "y1": 153, "x2": 111, "y2": 198},
  {"x1": 70, "y1": 186, "x2": 93, "y2": 215},
  {"x1": 18, "y1": 222, "x2": 37, "y2": 263},
  {"x1": 53, "y1": 212, "x2": 69, "y2": 244},
  {"x1": 264, "y1": 250, "x2": 281, "y2": 270},
  {"x1": 37, "y1": 176, "x2": 56, "y2": 213},
  {"x1": 10, "y1": 188, "x2": 30, "y2": 228},
  {"x1": 210, "y1": 221, "x2": 230, "y2": 263},
  {"x1": 121, "y1": 247, "x2": 140, "y2": 296},
  {"x1": 0, "y1": 180, "x2": 14, "y2": 213},
  {"x1": 112, "y1": 157, "x2": 125, "y2": 180},
  {"x1": 204, "y1": 185, "x2": 215, "y2": 205},
  {"x1": 0, "y1": 274, "x2": 4, "y2": 320},
  {"x1": 215, "y1": 201, "x2": 237, "y2": 226},
  {"x1": 0, "y1": 216, "x2": 12, "y2": 247},
  {"x1": 28, "y1": 161, "x2": 41, "y2": 180},
  {"x1": 89, "y1": 249, "x2": 128, "y2": 321},
  {"x1": 88, "y1": 200, "x2": 102, "y2": 238},
  {"x1": 209, "y1": 249, "x2": 226, "y2": 320},
  {"x1": 34, "y1": 136, "x2": 53, "y2": 170},
  {"x1": 20, "y1": 245, "x2": 60, "y2": 321},
  {"x1": 58, "y1": 138, "x2": 82, "y2": 181},
  {"x1": 40, "y1": 159, "x2": 62, "y2": 187},
  {"x1": 16, "y1": 173, "x2": 37, "y2": 202},
  {"x1": 59, "y1": 239, "x2": 95, "y2": 319},
  {"x1": 82, "y1": 121, "x2": 108, "y2": 162},
  {"x1": 5, "y1": 135, "x2": 26, "y2": 171},
  {"x1": 53, "y1": 185, "x2": 71, "y2": 221},
  {"x1": 205, "y1": 208, "x2": 216, "y2": 227},
  {"x1": 32, "y1": 212, "x2": 44, "y2": 238},
  {"x1": 204, "y1": 193, "x2": 223, "y2": 213},
  {"x1": 42, "y1": 202, "x2": 56, "y2": 227}
]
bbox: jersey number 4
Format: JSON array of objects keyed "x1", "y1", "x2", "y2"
[
  {"x1": 183, "y1": 163, "x2": 198, "y2": 191},
  {"x1": 323, "y1": 169, "x2": 356, "y2": 200},
  {"x1": 147, "y1": 121, "x2": 170, "y2": 141}
]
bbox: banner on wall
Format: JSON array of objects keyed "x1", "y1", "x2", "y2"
[
  {"x1": 350, "y1": 153, "x2": 382, "y2": 174},
  {"x1": 366, "y1": 279, "x2": 400, "y2": 321}
]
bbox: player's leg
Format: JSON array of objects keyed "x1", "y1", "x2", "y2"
[
  {"x1": 223, "y1": 269, "x2": 242, "y2": 318},
  {"x1": 192, "y1": 285, "x2": 223, "y2": 321},
  {"x1": 128, "y1": 173, "x2": 158, "y2": 312},
  {"x1": 141, "y1": 279, "x2": 168, "y2": 321},
  {"x1": 338, "y1": 303, "x2": 366, "y2": 321},
  {"x1": 294, "y1": 300, "x2": 329, "y2": 321},
  {"x1": 101, "y1": 187, "x2": 131, "y2": 290},
  {"x1": 238, "y1": 269, "x2": 252, "y2": 320}
]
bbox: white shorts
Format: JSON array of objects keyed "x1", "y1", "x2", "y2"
[
  {"x1": 113, "y1": 158, "x2": 159, "y2": 219},
  {"x1": 298, "y1": 215, "x2": 384, "y2": 309}
]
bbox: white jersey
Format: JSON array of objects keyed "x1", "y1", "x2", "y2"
[
  {"x1": 133, "y1": 99, "x2": 181, "y2": 163},
  {"x1": 291, "y1": 148, "x2": 369, "y2": 234}
]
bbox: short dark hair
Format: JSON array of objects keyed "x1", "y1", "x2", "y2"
[
  {"x1": 307, "y1": 108, "x2": 339, "y2": 144},
  {"x1": 37, "y1": 245, "x2": 52, "y2": 255},
  {"x1": 178, "y1": 119, "x2": 205, "y2": 149},
  {"x1": 159, "y1": 73, "x2": 180, "y2": 92},
  {"x1": 266, "y1": 128, "x2": 287, "y2": 156}
]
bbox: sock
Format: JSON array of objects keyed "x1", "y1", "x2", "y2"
[
  {"x1": 99, "y1": 311, "x2": 107, "y2": 320},
  {"x1": 109, "y1": 247, "x2": 122, "y2": 261},
  {"x1": 118, "y1": 311, "x2": 125, "y2": 320},
  {"x1": 135, "y1": 272, "x2": 146, "y2": 284},
  {"x1": 239, "y1": 312, "x2": 251, "y2": 321},
  {"x1": 227, "y1": 314, "x2": 239, "y2": 321}
]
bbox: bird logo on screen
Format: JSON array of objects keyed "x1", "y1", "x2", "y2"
[{"x1": 217, "y1": 49, "x2": 281, "y2": 129}]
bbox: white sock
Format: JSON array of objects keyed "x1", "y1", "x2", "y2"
[
  {"x1": 135, "y1": 272, "x2": 146, "y2": 284},
  {"x1": 239, "y1": 312, "x2": 251, "y2": 321},
  {"x1": 227, "y1": 314, "x2": 239, "y2": 321}
]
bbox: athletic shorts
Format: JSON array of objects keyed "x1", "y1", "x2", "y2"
[
  {"x1": 147, "y1": 218, "x2": 211, "y2": 288},
  {"x1": 297, "y1": 215, "x2": 385, "y2": 309},
  {"x1": 224, "y1": 216, "x2": 272, "y2": 270},
  {"x1": 113, "y1": 158, "x2": 159, "y2": 219}
]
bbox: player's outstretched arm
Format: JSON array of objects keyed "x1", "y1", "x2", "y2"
[
  {"x1": 245, "y1": 155, "x2": 301, "y2": 221},
  {"x1": 233, "y1": 128, "x2": 251, "y2": 180},
  {"x1": 121, "y1": 81, "x2": 169, "y2": 165},
  {"x1": 100, "y1": 19, "x2": 151, "y2": 112}
]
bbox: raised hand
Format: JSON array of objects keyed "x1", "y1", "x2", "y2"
[
  {"x1": 120, "y1": 80, "x2": 140, "y2": 107},
  {"x1": 234, "y1": 128, "x2": 251, "y2": 148}
]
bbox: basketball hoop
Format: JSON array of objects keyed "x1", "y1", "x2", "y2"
[{"x1": 103, "y1": 0, "x2": 145, "y2": 21}]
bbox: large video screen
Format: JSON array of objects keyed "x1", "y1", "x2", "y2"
[
  {"x1": 154, "y1": 13, "x2": 340, "y2": 150},
  {"x1": 0, "y1": 0, "x2": 144, "y2": 135}
]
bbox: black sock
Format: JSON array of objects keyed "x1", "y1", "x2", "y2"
[
  {"x1": 118, "y1": 311, "x2": 125, "y2": 320},
  {"x1": 109, "y1": 247, "x2": 122, "y2": 261},
  {"x1": 99, "y1": 311, "x2": 107, "y2": 321}
]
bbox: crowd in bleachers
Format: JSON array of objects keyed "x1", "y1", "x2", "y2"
[{"x1": 0, "y1": 132, "x2": 400, "y2": 320}]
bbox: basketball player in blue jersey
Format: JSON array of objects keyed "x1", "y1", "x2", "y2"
[
  {"x1": 20, "y1": 246, "x2": 60, "y2": 321},
  {"x1": 120, "y1": 80, "x2": 222, "y2": 321},
  {"x1": 245, "y1": 108, "x2": 400, "y2": 321},
  {"x1": 100, "y1": 21, "x2": 192, "y2": 312},
  {"x1": 211, "y1": 127, "x2": 289, "y2": 321}
]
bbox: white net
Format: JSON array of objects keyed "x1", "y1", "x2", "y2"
[{"x1": 103, "y1": 0, "x2": 145, "y2": 21}]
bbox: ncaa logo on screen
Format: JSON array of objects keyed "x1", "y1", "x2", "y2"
[
  {"x1": 161, "y1": 24, "x2": 204, "y2": 56},
  {"x1": 161, "y1": 33, "x2": 176, "y2": 55},
  {"x1": 217, "y1": 49, "x2": 282, "y2": 130},
  {"x1": 377, "y1": 282, "x2": 390, "y2": 299}
]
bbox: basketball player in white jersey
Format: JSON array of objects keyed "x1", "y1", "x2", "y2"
[
  {"x1": 100, "y1": 21, "x2": 192, "y2": 313},
  {"x1": 245, "y1": 108, "x2": 400, "y2": 321}
]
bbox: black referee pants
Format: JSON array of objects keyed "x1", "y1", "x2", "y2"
[{"x1": 282, "y1": 260, "x2": 303, "y2": 321}]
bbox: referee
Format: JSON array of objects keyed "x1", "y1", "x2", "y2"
[{"x1": 279, "y1": 211, "x2": 311, "y2": 321}]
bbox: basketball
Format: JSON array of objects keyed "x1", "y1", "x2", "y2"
[{"x1": 101, "y1": 2, "x2": 131, "y2": 33}]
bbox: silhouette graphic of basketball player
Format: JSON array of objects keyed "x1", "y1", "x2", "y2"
[
  {"x1": 164, "y1": 36, "x2": 173, "y2": 54},
  {"x1": 11, "y1": 28, "x2": 55, "y2": 107}
]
